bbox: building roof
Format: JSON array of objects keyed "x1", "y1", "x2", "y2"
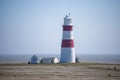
[
  {"x1": 41, "y1": 57, "x2": 57, "y2": 61},
  {"x1": 31, "y1": 55, "x2": 38, "y2": 60}
]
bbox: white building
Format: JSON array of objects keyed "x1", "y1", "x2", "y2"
[
  {"x1": 40, "y1": 57, "x2": 59, "y2": 64},
  {"x1": 31, "y1": 55, "x2": 38, "y2": 64}
]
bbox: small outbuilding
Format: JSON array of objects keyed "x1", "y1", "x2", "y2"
[
  {"x1": 40, "y1": 57, "x2": 59, "y2": 64},
  {"x1": 76, "y1": 57, "x2": 80, "y2": 63},
  {"x1": 31, "y1": 55, "x2": 38, "y2": 64}
]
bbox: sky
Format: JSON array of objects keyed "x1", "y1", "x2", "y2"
[{"x1": 0, "y1": 0, "x2": 120, "y2": 55}]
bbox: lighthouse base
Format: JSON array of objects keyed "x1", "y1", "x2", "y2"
[{"x1": 60, "y1": 48, "x2": 75, "y2": 63}]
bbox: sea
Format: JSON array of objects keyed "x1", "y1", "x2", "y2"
[{"x1": 0, "y1": 54, "x2": 120, "y2": 64}]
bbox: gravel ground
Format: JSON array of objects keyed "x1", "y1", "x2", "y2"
[{"x1": 0, "y1": 63, "x2": 120, "y2": 80}]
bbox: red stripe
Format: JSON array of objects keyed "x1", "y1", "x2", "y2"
[
  {"x1": 63, "y1": 26, "x2": 72, "y2": 31},
  {"x1": 61, "y1": 40, "x2": 74, "y2": 47}
]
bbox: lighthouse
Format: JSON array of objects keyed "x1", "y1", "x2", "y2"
[{"x1": 60, "y1": 14, "x2": 75, "y2": 63}]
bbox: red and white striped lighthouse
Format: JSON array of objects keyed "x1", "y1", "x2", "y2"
[{"x1": 60, "y1": 14, "x2": 75, "y2": 63}]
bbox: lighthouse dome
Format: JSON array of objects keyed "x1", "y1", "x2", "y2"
[{"x1": 64, "y1": 13, "x2": 72, "y2": 26}]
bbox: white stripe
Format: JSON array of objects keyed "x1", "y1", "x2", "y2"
[
  {"x1": 62, "y1": 31, "x2": 74, "y2": 39},
  {"x1": 60, "y1": 48, "x2": 75, "y2": 63}
]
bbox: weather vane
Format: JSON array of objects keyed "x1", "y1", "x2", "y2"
[{"x1": 69, "y1": 13, "x2": 70, "y2": 16}]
